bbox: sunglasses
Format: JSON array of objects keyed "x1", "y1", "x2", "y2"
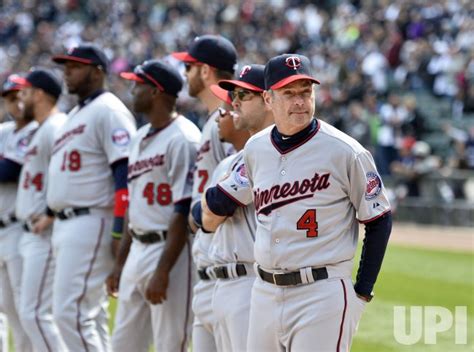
[{"x1": 230, "y1": 89, "x2": 259, "y2": 102}]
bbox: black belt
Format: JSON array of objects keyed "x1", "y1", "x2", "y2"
[
  {"x1": 23, "y1": 222, "x2": 33, "y2": 232},
  {"x1": 197, "y1": 268, "x2": 211, "y2": 280},
  {"x1": 257, "y1": 266, "x2": 328, "y2": 286},
  {"x1": 0, "y1": 214, "x2": 17, "y2": 228},
  {"x1": 130, "y1": 229, "x2": 167, "y2": 244},
  {"x1": 214, "y1": 263, "x2": 248, "y2": 279},
  {"x1": 54, "y1": 208, "x2": 90, "y2": 220}
]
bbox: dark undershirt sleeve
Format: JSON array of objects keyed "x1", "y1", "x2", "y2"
[
  {"x1": 206, "y1": 186, "x2": 239, "y2": 217},
  {"x1": 0, "y1": 159, "x2": 22, "y2": 183},
  {"x1": 354, "y1": 211, "x2": 392, "y2": 296}
]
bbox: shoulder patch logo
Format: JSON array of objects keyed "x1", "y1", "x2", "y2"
[
  {"x1": 112, "y1": 128, "x2": 130, "y2": 146},
  {"x1": 233, "y1": 163, "x2": 249, "y2": 187},
  {"x1": 365, "y1": 172, "x2": 382, "y2": 200}
]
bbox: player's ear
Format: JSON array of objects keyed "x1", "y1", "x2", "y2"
[
  {"x1": 263, "y1": 90, "x2": 273, "y2": 107},
  {"x1": 200, "y1": 64, "x2": 211, "y2": 81}
]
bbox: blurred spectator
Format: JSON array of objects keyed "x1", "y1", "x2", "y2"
[
  {"x1": 376, "y1": 93, "x2": 407, "y2": 175},
  {"x1": 401, "y1": 95, "x2": 427, "y2": 139},
  {"x1": 391, "y1": 139, "x2": 442, "y2": 197},
  {"x1": 342, "y1": 101, "x2": 371, "y2": 148}
]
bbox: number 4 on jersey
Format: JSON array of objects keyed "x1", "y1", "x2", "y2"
[{"x1": 296, "y1": 209, "x2": 318, "y2": 238}]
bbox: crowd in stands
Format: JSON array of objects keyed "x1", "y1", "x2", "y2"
[{"x1": 1, "y1": 0, "x2": 473, "y2": 202}]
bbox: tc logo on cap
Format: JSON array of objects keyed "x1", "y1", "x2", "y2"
[
  {"x1": 239, "y1": 65, "x2": 252, "y2": 78},
  {"x1": 67, "y1": 47, "x2": 76, "y2": 55},
  {"x1": 285, "y1": 56, "x2": 301, "y2": 70}
]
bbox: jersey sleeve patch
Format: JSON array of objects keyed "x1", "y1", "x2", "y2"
[
  {"x1": 365, "y1": 171, "x2": 382, "y2": 200},
  {"x1": 111, "y1": 128, "x2": 131, "y2": 146},
  {"x1": 233, "y1": 163, "x2": 249, "y2": 187}
]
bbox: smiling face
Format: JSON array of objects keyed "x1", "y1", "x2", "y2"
[
  {"x1": 264, "y1": 79, "x2": 315, "y2": 135},
  {"x1": 215, "y1": 103, "x2": 235, "y2": 142}
]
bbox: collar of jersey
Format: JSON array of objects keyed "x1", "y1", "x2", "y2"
[
  {"x1": 78, "y1": 89, "x2": 105, "y2": 108},
  {"x1": 271, "y1": 118, "x2": 319, "y2": 155}
]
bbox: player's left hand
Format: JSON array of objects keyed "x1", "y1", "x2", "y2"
[
  {"x1": 32, "y1": 215, "x2": 54, "y2": 234},
  {"x1": 145, "y1": 270, "x2": 169, "y2": 305}
]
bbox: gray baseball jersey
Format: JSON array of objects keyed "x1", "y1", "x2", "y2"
[
  {"x1": 0, "y1": 120, "x2": 38, "y2": 218},
  {"x1": 208, "y1": 151, "x2": 256, "y2": 265},
  {"x1": 47, "y1": 92, "x2": 136, "y2": 211},
  {"x1": 228, "y1": 119, "x2": 391, "y2": 271},
  {"x1": 127, "y1": 116, "x2": 201, "y2": 232},
  {"x1": 192, "y1": 110, "x2": 234, "y2": 268},
  {"x1": 16, "y1": 113, "x2": 67, "y2": 220}
]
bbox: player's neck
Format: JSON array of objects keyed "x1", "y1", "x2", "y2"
[
  {"x1": 249, "y1": 113, "x2": 274, "y2": 136},
  {"x1": 35, "y1": 104, "x2": 58, "y2": 125},
  {"x1": 148, "y1": 109, "x2": 177, "y2": 129},
  {"x1": 231, "y1": 131, "x2": 251, "y2": 151},
  {"x1": 198, "y1": 89, "x2": 222, "y2": 115}
]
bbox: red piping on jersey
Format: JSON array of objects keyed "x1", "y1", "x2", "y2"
[
  {"x1": 359, "y1": 209, "x2": 391, "y2": 224},
  {"x1": 76, "y1": 218, "x2": 105, "y2": 352},
  {"x1": 216, "y1": 184, "x2": 246, "y2": 207},
  {"x1": 270, "y1": 119, "x2": 320, "y2": 155},
  {"x1": 337, "y1": 279, "x2": 348, "y2": 352},
  {"x1": 35, "y1": 246, "x2": 54, "y2": 352}
]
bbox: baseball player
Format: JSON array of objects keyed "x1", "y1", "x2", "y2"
[
  {"x1": 48, "y1": 44, "x2": 136, "y2": 351},
  {"x1": 0, "y1": 75, "x2": 36, "y2": 352},
  {"x1": 220, "y1": 54, "x2": 392, "y2": 351},
  {"x1": 107, "y1": 60, "x2": 200, "y2": 352},
  {"x1": 200, "y1": 65, "x2": 274, "y2": 351},
  {"x1": 12, "y1": 69, "x2": 67, "y2": 351},
  {"x1": 172, "y1": 34, "x2": 237, "y2": 352}
]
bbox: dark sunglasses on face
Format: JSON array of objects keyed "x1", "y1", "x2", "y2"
[{"x1": 230, "y1": 89, "x2": 258, "y2": 102}]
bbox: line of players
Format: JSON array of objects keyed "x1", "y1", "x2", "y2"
[{"x1": 0, "y1": 33, "x2": 391, "y2": 352}]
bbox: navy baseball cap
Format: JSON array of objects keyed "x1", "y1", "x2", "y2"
[
  {"x1": 172, "y1": 35, "x2": 237, "y2": 73},
  {"x1": 210, "y1": 84, "x2": 232, "y2": 104},
  {"x1": 120, "y1": 60, "x2": 183, "y2": 97},
  {"x1": 264, "y1": 54, "x2": 320, "y2": 90},
  {"x1": 10, "y1": 68, "x2": 62, "y2": 99},
  {"x1": 1, "y1": 74, "x2": 23, "y2": 97},
  {"x1": 218, "y1": 64, "x2": 265, "y2": 92},
  {"x1": 52, "y1": 44, "x2": 109, "y2": 72}
]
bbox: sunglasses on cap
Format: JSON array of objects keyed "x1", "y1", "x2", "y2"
[
  {"x1": 134, "y1": 65, "x2": 164, "y2": 91},
  {"x1": 230, "y1": 89, "x2": 259, "y2": 102}
]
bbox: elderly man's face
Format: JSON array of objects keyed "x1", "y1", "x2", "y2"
[{"x1": 264, "y1": 79, "x2": 315, "y2": 135}]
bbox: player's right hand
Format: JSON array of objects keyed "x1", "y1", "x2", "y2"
[{"x1": 106, "y1": 267, "x2": 122, "y2": 298}]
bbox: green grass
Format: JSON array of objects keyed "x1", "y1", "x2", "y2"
[
  {"x1": 351, "y1": 244, "x2": 474, "y2": 352},
  {"x1": 9, "y1": 244, "x2": 474, "y2": 351}
]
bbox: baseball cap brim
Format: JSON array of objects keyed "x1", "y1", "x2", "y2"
[
  {"x1": 270, "y1": 75, "x2": 320, "y2": 90},
  {"x1": 171, "y1": 52, "x2": 199, "y2": 63},
  {"x1": 218, "y1": 80, "x2": 264, "y2": 92},
  {"x1": 52, "y1": 55, "x2": 94, "y2": 65},
  {"x1": 8, "y1": 76, "x2": 32, "y2": 88},
  {"x1": 210, "y1": 84, "x2": 232, "y2": 104},
  {"x1": 119, "y1": 72, "x2": 146, "y2": 83},
  {"x1": 1, "y1": 87, "x2": 21, "y2": 96}
]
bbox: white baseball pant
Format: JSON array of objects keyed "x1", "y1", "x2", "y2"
[
  {"x1": 112, "y1": 239, "x2": 193, "y2": 352},
  {"x1": 212, "y1": 274, "x2": 255, "y2": 352},
  {"x1": 51, "y1": 209, "x2": 114, "y2": 352},
  {"x1": 19, "y1": 229, "x2": 66, "y2": 351},
  {"x1": 192, "y1": 279, "x2": 218, "y2": 352},
  {"x1": 247, "y1": 276, "x2": 366, "y2": 352},
  {"x1": 0, "y1": 224, "x2": 32, "y2": 352}
]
